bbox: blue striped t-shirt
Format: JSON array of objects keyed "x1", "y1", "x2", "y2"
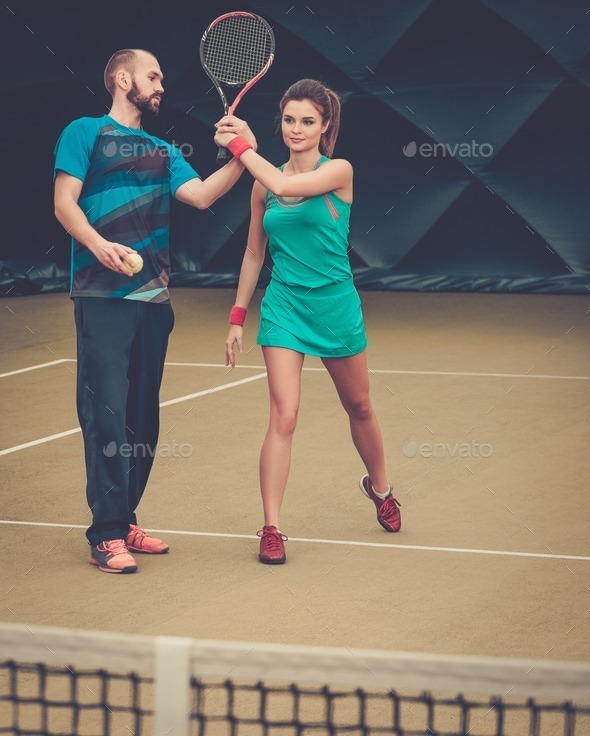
[{"x1": 54, "y1": 114, "x2": 199, "y2": 303}]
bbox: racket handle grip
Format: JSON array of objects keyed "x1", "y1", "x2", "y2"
[{"x1": 216, "y1": 145, "x2": 231, "y2": 166}]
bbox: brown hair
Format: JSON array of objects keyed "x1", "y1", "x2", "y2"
[
  {"x1": 104, "y1": 49, "x2": 154, "y2": 96},
  {"x1": 279, "y1": 79, "x2": 342, "y2": 157}
]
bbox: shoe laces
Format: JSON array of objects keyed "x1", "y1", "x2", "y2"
[
  {"x1": 257, "y1": 527, "x2": 288, "y2": 552},
  {"x1": 100, "y1": 539, "x2": 128, "y2": 555},
  {"x1": 127, "y1": 524, "x2": 146, "y2": 545},
  {"x1": 379, "y1": 495, "x2": 401, "y2": 523}
]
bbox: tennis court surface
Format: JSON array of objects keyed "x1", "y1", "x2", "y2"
[{"x1": 1, "y1": 288, "x2": 589, "y2": 734}]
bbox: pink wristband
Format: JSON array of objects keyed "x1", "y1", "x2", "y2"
[
  {"x1": 229, "y1": 305, "x2": 247, "y2": 326},
  {"x1": 227, "y1": 136, "x2": 253, "y2": 160}
]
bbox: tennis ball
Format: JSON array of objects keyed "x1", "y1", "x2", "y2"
[{"x1": 124, "y1": 253, "x2": 143, "y2": 274}]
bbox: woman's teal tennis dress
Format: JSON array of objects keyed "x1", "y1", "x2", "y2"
[{"x1": 257, "y1": 156, "x2": 367, "y2": 358}]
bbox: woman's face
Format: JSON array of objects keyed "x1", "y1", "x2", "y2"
[{"x1": 281, "y1": 99, "x2": 328, "y2": 153}]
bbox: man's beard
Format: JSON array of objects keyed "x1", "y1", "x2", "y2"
[{"x1": 126, "y1": 80, "x2": 161, "y2": 116}]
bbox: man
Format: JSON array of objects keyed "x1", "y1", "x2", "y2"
[{"x1": 54, "y1": 48, "x2": 255, "y2": 574}]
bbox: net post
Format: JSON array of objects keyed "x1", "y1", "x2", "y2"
[{"x1": 154, "y1": 636, "x2": 192, "y2": 736}]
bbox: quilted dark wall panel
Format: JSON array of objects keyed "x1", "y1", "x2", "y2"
[{"x1": 1, "y1": 0, "x2": 588, "y2": 295}]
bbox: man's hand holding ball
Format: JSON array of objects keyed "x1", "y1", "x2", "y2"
[
  {"x1": 89, "y1": 240, "x2": 143, "y2": 277},
  {"x1": 123, "y1": 252, "x2": 143, "y2": 274}
]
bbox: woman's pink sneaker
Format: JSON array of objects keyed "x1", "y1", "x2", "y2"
[
  {"x1": 257, "y1": 526, "x2": 288, "y2": 564},
  {"x1": 359, "y1": 475, "x2": 402, "y2": 532}
]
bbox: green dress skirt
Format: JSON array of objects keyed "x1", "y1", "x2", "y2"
[{"x1": 258, "y1": 277, "x2": 367, "y2": 358}]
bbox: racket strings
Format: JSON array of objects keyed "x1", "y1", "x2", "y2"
[{"x1": 203, "y1": 15, "x2": 273, "y2": 85}]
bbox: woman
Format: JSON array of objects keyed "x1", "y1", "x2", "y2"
[{"x1": 215, "y1": 79, "x2": 401, "y2": 564}]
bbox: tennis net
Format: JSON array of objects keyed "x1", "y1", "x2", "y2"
[{"x1": 1, "y1": 621, "x2": 589, "y2": 735}]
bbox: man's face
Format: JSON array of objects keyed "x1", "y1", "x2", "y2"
[{"x1": 126, "y1": 55, "x2": 164, "y2": 116}]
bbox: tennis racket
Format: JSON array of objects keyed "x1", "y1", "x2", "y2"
[{"x1": 200, "y1": 11, "x2": 275, "y2": 165}]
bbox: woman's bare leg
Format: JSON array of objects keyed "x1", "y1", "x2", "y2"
[
  {"x1": 322, "y1": 351, "x2": 389, "y2": 493},
  {"x1": 259, "y1": 347, "x2": 305, "y2": 528}
]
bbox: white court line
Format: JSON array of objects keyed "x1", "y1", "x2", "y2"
[
  {"x1": 4, "y1": 358, "x2": 588, "y2": 381},
  {"x1": 159, "y1": 372, "x2": 266, "y2": 407},
  {"x1": 0, "y1": 373, "x2": 267, "y2": 457},
  {"x1": 0, "y1": 428, "x2": 83, "y2": 456},
  {"x1": 1, "y1": 519, "x2": 589, "y2": 562},
  {"x1": 165, "y1": 362, "x2": 590, "y2": 381},
  {"x1": 0, "y1": 358, "x2": 70, "y2": 379}
]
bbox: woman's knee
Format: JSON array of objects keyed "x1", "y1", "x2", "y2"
[
  {"x1": 343, "y1": 395, "x2": 373, "y2": 421},
  {"x1": 270, "y1": 405, "x2": 299, "y2": 436}
]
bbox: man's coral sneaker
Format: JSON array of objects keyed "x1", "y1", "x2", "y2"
[
  {"x1": 126, "y1": 524, "x2": 169, "y2": 554},
  {"x1": 89, "y1": 539, "x2": 138, "y2": 574},
  {"x1": 257, "y1": 525, "x2": 287, "y2": 564},
  {"x1": 359, "y1": 475, "x2": 402, "y2": 532}
]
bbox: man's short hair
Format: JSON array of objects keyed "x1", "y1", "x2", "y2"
[{"x1": 104, "y1": 49, "x2": 154, "y2": 95}]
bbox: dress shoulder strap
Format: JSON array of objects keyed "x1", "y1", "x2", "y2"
[{"x1": 265, "y1": 163, "x2": 287, "y2": 207}]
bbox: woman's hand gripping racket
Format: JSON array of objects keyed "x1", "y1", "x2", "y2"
[{"x1": 200, "y1": 11, "x2": 275, "y2": 165}]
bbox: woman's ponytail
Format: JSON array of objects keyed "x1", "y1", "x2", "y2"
[{"x1": 320, "y1": 87, "x2": 341, "y2": 157}]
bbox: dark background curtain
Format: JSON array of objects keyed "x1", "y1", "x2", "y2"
[{"x1": 1, "y1": 0, "x2": 589, "y2": 296}]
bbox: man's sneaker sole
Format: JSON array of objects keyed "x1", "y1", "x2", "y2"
[
  {"x1": 89, "y1": 558, "x2": 137, "y2": 574},
  {"x1": 128, "y1": 547, "x2": 169, "y2": 555}
]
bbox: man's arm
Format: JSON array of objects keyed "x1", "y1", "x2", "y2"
[
  {"x1": 175, "y1": 117, "x2": 257, "y2": 209},
  {"x1": 54, "y1": 171, "x2": 136, "y2": 276},
  {"x1": 174, "y1": 157, "x2": 246, "y2": 210}
]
